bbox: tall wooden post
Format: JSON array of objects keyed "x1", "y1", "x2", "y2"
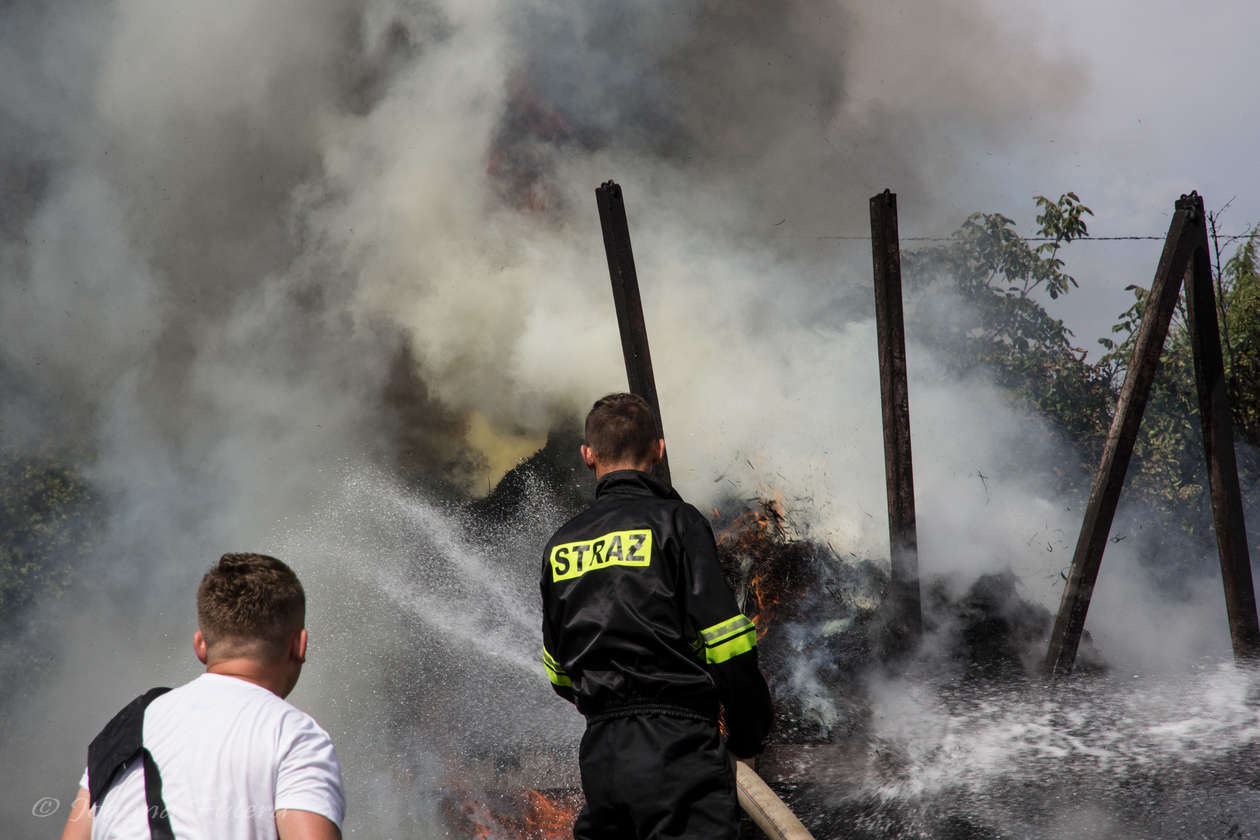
[
  {"x1": 595, "y1": 180, "x2": 672, "y2": 486},
  {"x1": 870, "y1": 189, "x2": 921, "y2": 639},
  {"x1": 1045, "y1": 197, "x2": 1197, "y2": 677},
  {"x1": 1183, "y1": 198, "x2": 1260, "y2": 661},
  {"x1": 1046, "y1": 192, "x2": 1260, "y2": 676}
]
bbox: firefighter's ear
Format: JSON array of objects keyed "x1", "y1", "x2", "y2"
[
  {"x1": 194, "y1": 630, "x2": 209, "y2": 665},
  {"x1": 654, "y1": 438, "x2": 666, "y2": 464},
  {"x1": 580, "y1": 444, "x2": 597, "y2": 471}
]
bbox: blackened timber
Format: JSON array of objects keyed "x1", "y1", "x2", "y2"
[
  {"x1": 595, "y1": 180, "x2": 672, "y2": 486},
  {"x1": 1045, "y1": 196, "x2": 1199, "y2": 678},
  {"x1": 1183, "y1": 194, "x2": 1260, "y2": 660},
  {"x1": 869, "y1": 189, "x2": 921, "y2": 639}
]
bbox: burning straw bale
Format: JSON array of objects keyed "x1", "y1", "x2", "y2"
[
  {"x1": 923, "y1": 572, "x2": 1105, "y2": 680},
  {"x1": 713, "y1": 498, "x2": 1109, "y2": 743},
  {"x1": 715, "y1": 498, "x2": 890, "y2": 742},
  {"x1": 471, "y1": 424, "x2": 592, "y2": 525}
]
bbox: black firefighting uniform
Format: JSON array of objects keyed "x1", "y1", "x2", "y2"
[{"x1": 540, "y1": 470, "x2": 773, "y2": 840}]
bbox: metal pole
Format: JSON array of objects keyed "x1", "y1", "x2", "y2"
[
  {"x1": 1045, "y1": 195, "x2": 1200, "y2": 677},
  {"x1": 869, "y1": 189, "x2": 921, "y2": 639},
  {"x1": 1182, "y1": 193, "x2": 1260, "y2": 661},
  {"x1": 595, "y1": 180, "x2": 672, "y2": 486}
]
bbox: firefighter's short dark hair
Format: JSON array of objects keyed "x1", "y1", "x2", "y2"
[
  {"x1": 584, "y1": 393, "x2": 660, "y2": 465},
  {"x1": 197, "y1": 553, "x2": 305, "y2": 661}
]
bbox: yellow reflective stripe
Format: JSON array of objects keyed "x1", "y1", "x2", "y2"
[
  {"x1": 699, "y1": 614, "x2": 757, "y2": 664},
  {"x1": 549, "y1": 529, "x2": 653, "y2": 583},
  {"x1": 700, "y1": 614, "x2": 755, "y2": 646},
  {"x1": 705, "y1": 626, "x2": 757, "y2": 664},
  {"x1": 542, "y1": 647, "x2": 572, "y2": 687}
]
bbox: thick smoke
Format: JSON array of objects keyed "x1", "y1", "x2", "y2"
[{"x1": 0, "y1": 0, "x2": 1241, "y2": 836}]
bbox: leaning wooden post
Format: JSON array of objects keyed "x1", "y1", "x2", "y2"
[
  {"x1": 595, "y1": 180, "x2": 672, "y2": 486},
  {"x1": 869, "y1": 189, "x2": 921, "y2": 640},
  {"x1": 1182, "y1": 194, "x2": 1260, "y2": 661},
  {"x1": 1045, "y1": 195, "x2": 1201, "y2": 677}
]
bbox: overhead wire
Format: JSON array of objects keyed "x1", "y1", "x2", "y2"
[{"x1": 781, "y1": 233, "x2": 1257, "y2": 244}]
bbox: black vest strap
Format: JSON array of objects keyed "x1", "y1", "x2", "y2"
[
  {"x1": 141, "y1": 747, "x2": 175, "y2": 839},
  {"x1": 87, "y1": 687, "x2": 173, "y2": 839}
]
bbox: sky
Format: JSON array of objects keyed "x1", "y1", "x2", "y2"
[{"x1": 960, "y1": 0, "x2": 1260, "y2": 351}]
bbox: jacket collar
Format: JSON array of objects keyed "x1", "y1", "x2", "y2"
[{"x1": 595, "y1": 469, "x2": 680, "y2": 501}]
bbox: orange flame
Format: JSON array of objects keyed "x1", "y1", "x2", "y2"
[
  {"x1": 520, "y1": 789, "x2": 582, "y2": 838},
  {"x1": 747, "y1": 571, "x2": 780, "y2": 640},
  {"x1": 458, "y1": 798, "x2": 496, "y2": 840},
  {"x1": 449, "y1": 789, "x2": 582, "y2": 839},
  {"x1": 717, "y1": 498, "x2": 788, "y2": 639}
]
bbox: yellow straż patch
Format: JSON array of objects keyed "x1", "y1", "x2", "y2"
[{"x1": 550, "y1": 529, "x2": 653, "y2": 582}]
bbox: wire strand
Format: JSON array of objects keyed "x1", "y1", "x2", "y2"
[{"x1": 785, "y1": 234, "x2": 1257, "y2": 243}]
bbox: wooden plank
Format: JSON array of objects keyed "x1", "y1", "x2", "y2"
[
  {"x1": 869, "y1": 189, "x2": 921, "y2": 639},
  {"x1": 1045, "y1": 195, "x2": 1200, "y2": 677},
  {"x1": 595, "y1": 180, "x2": 672, "y2": 485}
]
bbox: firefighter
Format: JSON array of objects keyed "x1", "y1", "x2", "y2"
[{"x1": 541, "y1": 393, "x2": 773, "y2": 839}]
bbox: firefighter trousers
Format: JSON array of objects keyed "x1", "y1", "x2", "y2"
[{"x1": 574, "y1": 705, "x2": 739, "y2": 840}]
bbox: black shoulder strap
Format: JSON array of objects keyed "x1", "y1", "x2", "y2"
[
  {"x1": 87, "y1": 687, "x2": 173, "y2": 839},
  {"x1": 141, "y1": 747, "x2": 175, "y2": 840}
]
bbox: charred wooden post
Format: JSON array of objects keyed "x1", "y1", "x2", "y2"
[
  {"x1": 1183, "y1": 196, "x2": 1260, "y2": 661},
  {"x1": 595, "y1": 180, "x2": 672, "y2": 486},
  {"x1": 869, "y1": 189, "x2": 922, "y2": 640},
  {"x1": 1046, "y1": 194, "x2": 1206, "y2": 677}
]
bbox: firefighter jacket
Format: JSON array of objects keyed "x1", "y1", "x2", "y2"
[{"x1": 540, "y1": 469, "x2": 773, "y2": 757}]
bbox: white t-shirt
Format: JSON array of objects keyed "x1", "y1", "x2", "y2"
[{"x1": 79, "y1": 673, "x2": 345, "y2": 839}]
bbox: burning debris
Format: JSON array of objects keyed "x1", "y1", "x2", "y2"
[
  {"x1": 922, "y1": 571, "x2": 1106, "y2": 681},
  {"x1": 441, "y1": 789, "x2": 583, "y2": 840},
  {"x1": 715, "y1": 497, "x2": 883, "y2": 744},
  {"x1": 711, "y1": 497, "x2": 1106, "y2": 745}
]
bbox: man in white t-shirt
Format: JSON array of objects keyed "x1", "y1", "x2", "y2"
[{"x1": 60, "y1": 553, "x2": 346, "y2": 840}]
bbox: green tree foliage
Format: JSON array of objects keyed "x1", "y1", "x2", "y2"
[
  {"x1": 1096, "y1": 286, "x2": 1207, "y2": 528},
  {"x1": 913, "y1": 194, "x2": 1260, "y2": 540},
  {"x1": 905, "y1": 193, "x2": 1114, "y2": 469},
  {"x1": 1094, "y1": 223, "x2": 1260, "y2": 531},
  {"x1": 1222, "y1": 227, "x2": 1260, "y2": 445},
  {"x1": 0, "y1": 447, "x2": 102, "y2": 679}
]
